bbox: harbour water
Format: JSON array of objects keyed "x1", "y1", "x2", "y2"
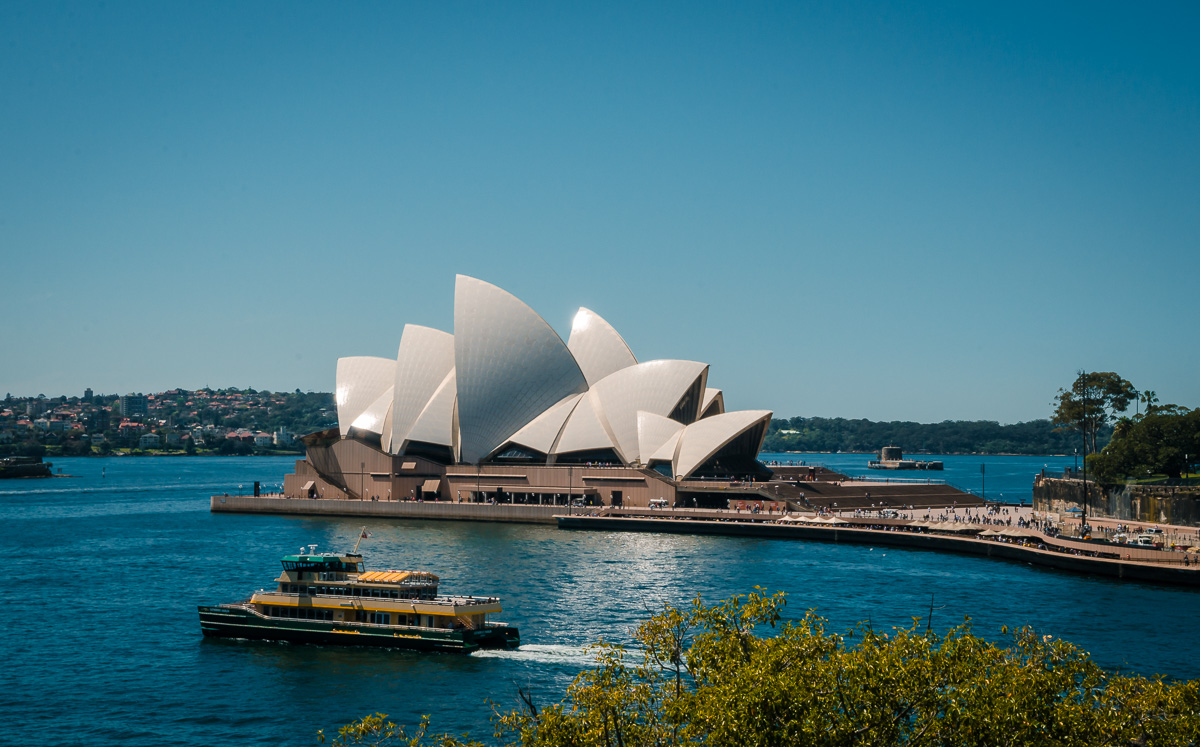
[{"x1": 3, "y1": 456, "x2": 1195, "y2": 746}]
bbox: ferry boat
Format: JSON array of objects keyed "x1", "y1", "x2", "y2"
[{"x1": 197, "y1": 540, "x2": 519, "y2": 653}]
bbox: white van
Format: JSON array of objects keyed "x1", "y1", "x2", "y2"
[
  {"x1": 1134, "y1": 535, "x2": 1157, "y2": 547},
  {"x1": 648, "y1": 498, "x2": 669, "y2": 509}
]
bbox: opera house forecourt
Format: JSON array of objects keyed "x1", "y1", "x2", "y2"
[{"x1": 280, "y1": 275, "x2": 775, "y2": 510}]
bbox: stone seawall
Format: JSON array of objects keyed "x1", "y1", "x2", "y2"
[
  {"x1": 1033, "y1": 478, "x2": 1200, "y2": 526},
  {"x1": 211, "y1": 495, "x2": 561, "y2": 524}
]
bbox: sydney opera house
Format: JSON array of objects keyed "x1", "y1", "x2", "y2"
[{"x1": 282, "y1": 276, "x2": 773, "y2": 509}]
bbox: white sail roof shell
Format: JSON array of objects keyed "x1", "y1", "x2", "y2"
[
  {"x1": 352, "y1": 387, "x2": 393, "y2": 435},
  {"x1": 587, "y1": 359, "x2": 708, "y2": 464},
  {"x1": 700, "y1": 388, "x2": 725, "y2": 419},
  {"x1": 567, "y1": 308, "x2": 638, "y2": 386},
  {"x1": 551, "y1": 390, "x2": 616, "y2": 457},
  {"x1": 637, "y1": 411, "x2": 685, "y2": 464},
  {"x1": 406, "y1": 369, "x2": 456, "y2": 448},
  {"x1": 673, "y1": 410, "x2": 773, "y2": 480},
  {"x1": 388, "y1": 324, "x2": 456, "y2": 454},
  {"x1": 454, "y1": 275, "x2": 588, "y2": 464},
  {"x1": 505, "y1": 392, "x2": 585, "y2": 455},
  {"x1": 648, "y1": 428, "x2": 684, "y2": 465},
  {"x1": 336, "y1": 356, "x2": 397, "y2": 437}
]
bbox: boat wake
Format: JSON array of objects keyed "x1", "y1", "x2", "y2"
[
  {"x1": 473, "y1": 643, "x2": 596, "y2": 666},
  {"x1": 0, "y1": 480, "x2": 240, "y2": 498}
]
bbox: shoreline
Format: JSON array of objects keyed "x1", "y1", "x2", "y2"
[
  {"x1": 210, "y1": 494, "x2": 1200, "y2": 588},
  {"x1": 556, "y1": 515, "x2": 1200, "y2": 587}
]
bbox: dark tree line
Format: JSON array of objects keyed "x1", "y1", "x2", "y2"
[{"x1": 762, "y1": 416, "x2": 1102, "y2": 455}]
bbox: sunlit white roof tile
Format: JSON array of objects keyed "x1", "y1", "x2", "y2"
[
  {"x1": 637, "y1": 411, "x2": 685, "y2": 465},
  {"x1": 589, "y1": 360, "x2": 708, "y2": 464},
  {"x1": 567, "y1": 308, "x2": 638, "y2": 386},
  {"x1": 336, "y1": 357, "x2": 396, "y2": 437},
  {"x1": 406, "y1": 370, "x2": 456, "y2": 448},
  {"x1": 648, "y1": 429, "x2": 684, "y2": 467},
  {"x1": 454, "y1": 275, "x2": 588, "y2": 463},
  {"x1": 674, "y1": 410, "x2": 772, "y2": 480},
  {"x1": 351, "y1": 387, "x2": 393, "y2": 435},
  {"x1": 552, "y1": 390, "x2": 617, "y2": 458},
  {"x1": 389, "y1": 324, "x2": 456, "y2": 454},
  {"x1": 506, "y1": 392, "x2": 585, "y2": 455}
]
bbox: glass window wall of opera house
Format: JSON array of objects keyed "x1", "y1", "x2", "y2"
[{"x1": 282, "y1": 275, "x2": 772, "y2": 509}]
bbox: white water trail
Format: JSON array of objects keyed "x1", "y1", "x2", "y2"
[{"x1": 472, "y1": 643, "x2": 596, "y2": 666}]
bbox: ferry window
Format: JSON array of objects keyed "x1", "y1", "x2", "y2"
[{"x1": 371, "y1": 612, "x2": 389, "y2": 625}]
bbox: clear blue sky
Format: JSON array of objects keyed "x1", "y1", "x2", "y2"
[{"x1": 2, "y1": 2, "x2": 1197, "y2": 423}]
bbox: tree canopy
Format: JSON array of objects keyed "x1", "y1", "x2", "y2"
[
  {"x1": 1052, "y1": 371, "x2": 1138, "y2": 455},
  {"x1": 761, "y1": 416, "x2": 1092, "y2": 455},
  {"x1": 1091, "y1": 408, "x2": 1200, "y2": 482},
  {"x1": 322, "y1": 591, "x2": 1200, "y2": 747}
]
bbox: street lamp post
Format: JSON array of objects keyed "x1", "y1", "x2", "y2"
[{"x1": 1081, "y1": 373, "x2": 1088, "y2": 537}]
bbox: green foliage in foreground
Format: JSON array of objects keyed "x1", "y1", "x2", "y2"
[{"x1": 320, "y1": 591, "x2": 1200, "y2": 747}]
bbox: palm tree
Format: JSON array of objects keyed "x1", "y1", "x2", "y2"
[{"x1": 1141, "y1": 390, "x2": 1159, "y2": 415}]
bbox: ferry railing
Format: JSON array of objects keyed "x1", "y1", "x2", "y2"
[{"x1": 262, "y1": 590, "x2": 500, "y2": 607}]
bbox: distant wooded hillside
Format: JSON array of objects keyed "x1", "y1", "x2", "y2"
[{"x1": 763, "y1": 416, "x2": 1108, "y2": 455}]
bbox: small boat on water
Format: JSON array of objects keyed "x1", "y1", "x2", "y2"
[{"x1": 198, "y1": 537, "x2": 519, "y2": 653}]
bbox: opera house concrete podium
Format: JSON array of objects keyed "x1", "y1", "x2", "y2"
[{"x1": 282, "y1": 276, "x2": 773, "y2": 509}]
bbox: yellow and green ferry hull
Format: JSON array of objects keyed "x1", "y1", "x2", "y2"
[{"x1": 198, "y1": 605, "x2": 519, "y2": 653}]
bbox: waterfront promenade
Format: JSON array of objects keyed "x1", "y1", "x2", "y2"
[
  {"x1": 555, "y1": 511, "x2": 1200, "y2": 586},
  {"x1": 212, "y1": 492, "x2": 1200, "y2": 586}
]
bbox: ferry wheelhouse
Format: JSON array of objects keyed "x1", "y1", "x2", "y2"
[{"x1": 198, "y1": 544, "x2": 519, "y2": 653}]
